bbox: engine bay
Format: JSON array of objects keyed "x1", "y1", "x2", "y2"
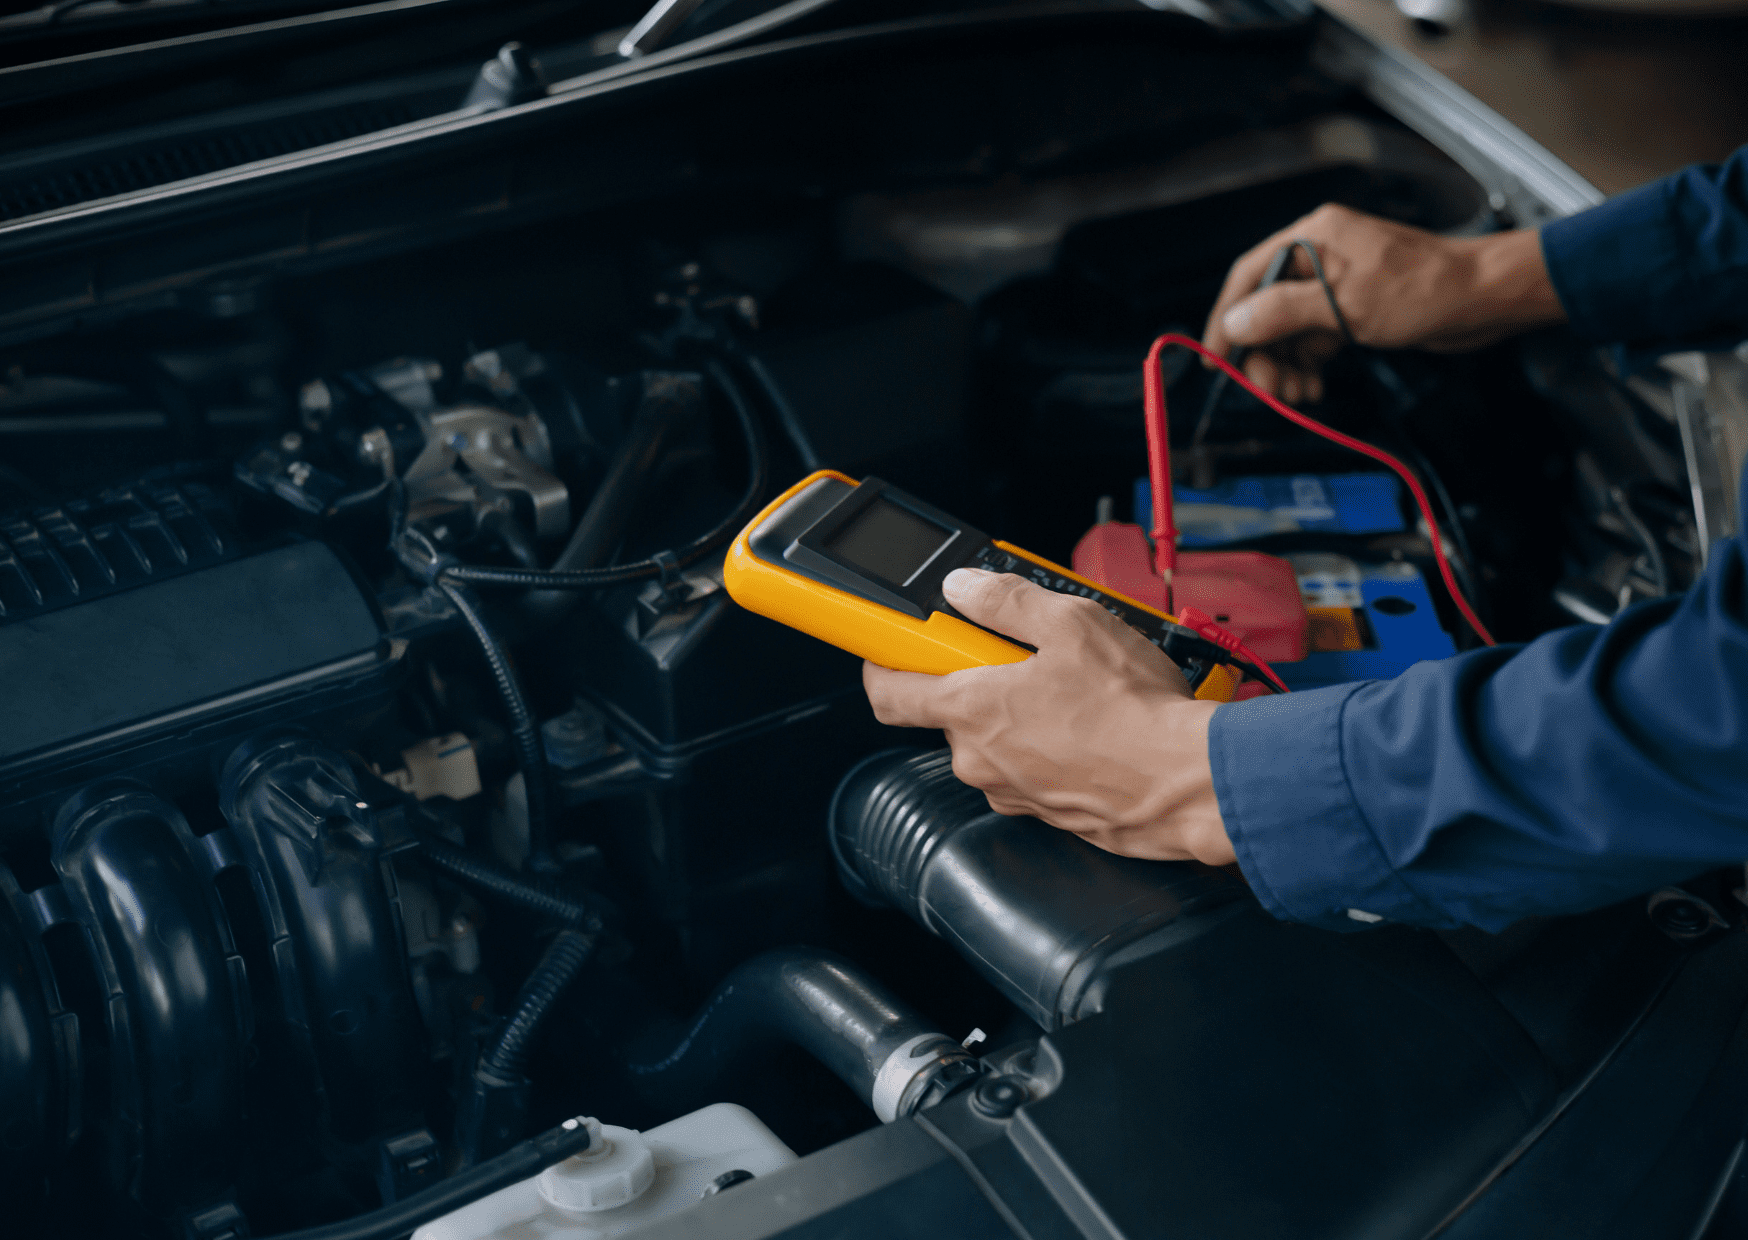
[{"x1": 0, "y1": 11, "x2": 1738, "y2": 1239}]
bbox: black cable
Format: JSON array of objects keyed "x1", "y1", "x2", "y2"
[
  {"x1": 1230, "y1": 658, "x2": 1285, "y2": 693},
  {"x1": 455, "y1": 927, "x2": 598, "y2": 1164},
  {"x1": 1611, "y1": 485, "x2": 1669, "y2": 597},
  {"x1": 1364, "y1": 353, "x2": 1488, "y2": 639},
  {"x1": 439, "y1": 357, "x2": 768, "y2": 592},
  {"x1": 434, "y1": 575, "x2": 556, "y2": 873},
  {"x1": 1285, "y1": 238, "x2": 1355, "y2": 343},
  {"x1": 1362, "y1": 347, "x2": 1493, "y2": 642},
  {"x1": 416, "y1": 831, "x2": 597, "y2": 929},
  {"x1": 1192, "y1": 240, "x2": 1332, "y2": 451},
  {"x1": 254, "y1": 1116, "x2": 597, "y2": 1240},
  {"x1": 479, "y1": 929, "x2": 597, "y2": 1081},
  {"x1": 1159, "y1": 628, "x2": 1284, "y2": 696},
  {"x1": 327, "y1": 477, "x2": 393, "y2": 514},
  {"x1": 1361, "y1": 357, "x2": 1473, "y2": 559},
  {"x1": 518, "y1": 372, "x2": 700, "y2": 628}
]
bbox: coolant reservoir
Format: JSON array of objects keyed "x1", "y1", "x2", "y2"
[{"x1": 413, "y1": 1104, "x2": 796, "y2": 1240}]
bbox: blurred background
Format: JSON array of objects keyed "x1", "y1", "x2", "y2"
[{"x1": 1319, "y1": 0, "x2": 1748, "y2": 191}]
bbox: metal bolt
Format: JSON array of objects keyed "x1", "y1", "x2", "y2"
[
  {"x1": 970, "y1": 1075, "x2": 1028, "y2": 1119},
  {"x1": 299, "y1": 379, "x2": 332, "y2": 415},
  {"x1": 1647, "y1": 887, "x2": 1730, "y2": 942}
]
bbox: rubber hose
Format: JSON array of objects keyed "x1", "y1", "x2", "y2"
[
  {"x1": 434, "y1": 577, "x2": 554, "y2": 872},
  {"x1": 519, "y1": 371, "x2": 700, "y2": 626},
  {"x1": 255, "y1": 1116, "x2": 595, "y2": 1240},
  {"x1": 626, "y1": 947, "x2": 970, "y2": 1121},
  {"x1": 440, "y1": 358, "x2": 768, "y2": 592},
  {"x1": 480, "y1": 930, "x2": 597, "y2": 1080},
  {"x1": 416, "y1": 833, "x2": 595, "y2": 929}
]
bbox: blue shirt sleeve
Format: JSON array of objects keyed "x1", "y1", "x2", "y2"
[
  {"x1": 1542, "y1": 146, "x2": 1748, "y2": 348},
  {"x1": 1213, "y1": 504, "x2": 1748, "y2": 933},
  {"x1": 1212, "y1": 146, "x2": 1748, "y2": 932}
]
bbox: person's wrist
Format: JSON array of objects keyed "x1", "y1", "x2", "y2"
[
  {"x1": 1452, "y1": 228, "x2": 1568, "y2": 339},
  {"x1": 1136, "y1": 695, "x2": 1233, "y2": 865}
]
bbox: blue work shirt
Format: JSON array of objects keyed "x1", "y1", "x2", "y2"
[{"x1": 1210, "y1": 146, "x2": 1748, "y2": 933}]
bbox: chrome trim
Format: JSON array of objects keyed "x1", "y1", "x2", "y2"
[{"x1": 1311, "y1": 15, "x2": 1605, "y2": 224}]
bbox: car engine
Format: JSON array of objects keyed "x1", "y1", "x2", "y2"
[{"x1": 1, "y1": 8, "x2": 1745, "y2": 1240}]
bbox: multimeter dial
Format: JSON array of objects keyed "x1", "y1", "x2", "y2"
[{"x1": 742, "y1": 474, "x2": 1216, "y2": 689}]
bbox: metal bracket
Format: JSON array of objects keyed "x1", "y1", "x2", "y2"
[{"x1": 401, "y1": 403, "x2": 569, "y2": 538}]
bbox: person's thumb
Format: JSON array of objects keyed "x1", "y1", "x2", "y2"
[
  {"x1": 1221, "y1": 279, "x2": 1342, "y2": 349},
  {"x1": 941, "y1": 567, "x2": 1060, "y2": 648}
]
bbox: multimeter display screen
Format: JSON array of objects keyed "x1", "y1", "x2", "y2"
[{"x1": 825, "y1": 496, "x2": 956, "y2": 586}]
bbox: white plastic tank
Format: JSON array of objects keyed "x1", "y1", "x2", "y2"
[{"x1": 412, "y1": 1104, "x2": 797, "y2": 1240}]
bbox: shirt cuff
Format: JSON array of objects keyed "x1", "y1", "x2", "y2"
[
  {"x1": 1540, "y1": 180, "x2": 1685, "y2": 345},
  {"x1": 1207, "y1": 685, "x2": 1452, "y2": 932}
]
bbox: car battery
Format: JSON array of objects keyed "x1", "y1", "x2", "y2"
[
  {"x1": 1277, "y1": 553, "x2": 1456, "y2": 688},
  {"x1": 1075, "y1": 471, "x2": 1457, "y2": 684},
  {"x1": 1135, "y1": 472, "x2": 1408, "y2": 545}
]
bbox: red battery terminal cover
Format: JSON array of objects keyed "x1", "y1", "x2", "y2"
[{"x1": 1073, "y1": 522, "x2": 1310, "y2": 664}]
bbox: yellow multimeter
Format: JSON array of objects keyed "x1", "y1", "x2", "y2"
[{"x1": 723, "y1": 469, "x2": 1241, "y2": 702}]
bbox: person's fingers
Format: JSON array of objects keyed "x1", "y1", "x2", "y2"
[
  {"x1": 1280, "y1": 369, "x2": 1303, "y2": 404},
  {"x1": 940, "y1": 567, "x2": 1086, "y2": 648},
  {"x1": 1304, "y1": 370, "x2": 1324, "y2": 403},
  {"x1": 863, "y1": 660, "x2": 957, "y2": 729},
  {"x1": 1202, "y1": 206, "x2": 1349, "y2": 358},
  {"x1": 1220, "y1": 279, "x2": 1342, "y2": 350},
  {"x1": 1202, "y1": 227, "x2": 1301, "y2": 359},
  {"x1": 1243, "y1": 353, "x2": 1279, "y2": 395}
]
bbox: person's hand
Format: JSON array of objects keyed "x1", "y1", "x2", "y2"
[
  {"x1": 1201, "y1": 205, "x2": 1567, "y2": 401},
  {"x1": 862, "y1": 567, "x2": 1235, "y2": 865}
]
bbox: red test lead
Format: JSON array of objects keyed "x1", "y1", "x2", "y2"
[
  {"x1": 1142, "y1": 332, "x2": 1497, "y2": 649},
  {"x1": 1175, "y1": 605, "x2": 1292, "y2": 696}
]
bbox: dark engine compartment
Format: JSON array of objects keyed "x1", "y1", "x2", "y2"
[{"x1": 0, "y1": 9, "x2": 1743, "y2": 1240}]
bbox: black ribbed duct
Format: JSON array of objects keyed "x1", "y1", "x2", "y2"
[{"x1": 830, "y1": 748, "x2": 1246, "y2": 1029}]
